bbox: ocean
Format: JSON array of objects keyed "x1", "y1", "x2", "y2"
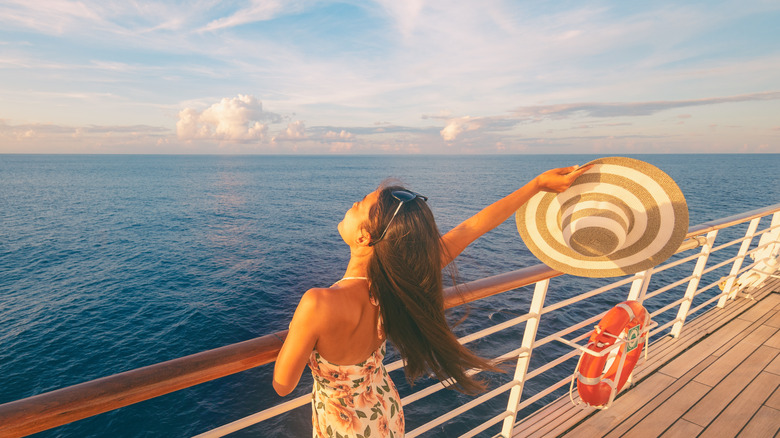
[{"x1": 1, "y1": 154, "x2": 778, "y2": 437}]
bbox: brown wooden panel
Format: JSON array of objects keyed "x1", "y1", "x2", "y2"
[
  {"x1": 695, "y1": 325, "x2": 777, "y2": 386},
  {"x1": 766, "y1": 354, "x2": 780, "y2": 376},
  {"x1": 765, "y1": 310, "x2": 780, "y2": 328},
  {"x1": 524, "y1": 408, "x2": 591, "y2": 438},
  {"x1": 632, "y1": 293, "x2": 758, "y2": 381},
  {"x1": 512, "y1": 395, "x2": 576, "y2": 437},
  {"x1": 660, "y1": 318, "x2": 751, "y2": 379},
  {"x1": 765, "y1": 387, "x2": 780, "y2": 410},
  {"x1": 764, "y1": 329, "x2": 780, "y2": 349},
  {"x1": 513, "y1": 397, "x2": 588, "y2": 438},
  {"x1": 443, "y1": 264, "x2": 560, "y2": 309},
  {"x1": 713, "y1": 309, "x2": 777, "y2": 356},
  {"x1": 698, "y1": 371, "x2": 779, "y2": 437},
  {"x1": 660, "y1": 419, "x2": 703, "y2": 438},
  {"x1": 620, "y1": 381, "x2": 710, "y2": 438},
  {"x1": 603, "y1": 356, "x2": 717, "y2": 438},
  {"x1": 569, "y1": 373, "x2": 676, "y2": 437},
  {"x1": 685, "y1": 346, "x2": 778, "y2": 426},
  {"x1": 738, "y1": 406, "x2": 780, "y2": 438},
  {"x1": 738, "y1": 294, "x2": 780, "y2": 322}
]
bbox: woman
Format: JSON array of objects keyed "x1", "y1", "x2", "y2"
[{"x1": 273, "y1": 165, "x2": 590, "y2": 437}]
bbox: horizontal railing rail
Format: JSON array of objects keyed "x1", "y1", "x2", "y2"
[{"x1": 1, "y1": 202, "x2": 778, "y2": 438}]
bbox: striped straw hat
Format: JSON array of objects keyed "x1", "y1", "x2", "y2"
[{"x1": 516, "y1": 157, "x2": 688, "y2": 278}]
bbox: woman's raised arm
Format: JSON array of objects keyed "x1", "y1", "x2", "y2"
[{"x1": 440, "y1": 165, "x2": 591, "y2": 267}]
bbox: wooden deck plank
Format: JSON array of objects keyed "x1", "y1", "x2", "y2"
[
  {"x1": 512, "y1": 400, "x2": 575, "y2": 438},
  {"x1": 698, "y1": 371, "x2": 779, "y2": 437},
  {"x1": 567, "y1": 372, "x2": 676, "y2": 438},
  {"x1": 765, "y1": 310, "x2": 780, "y2": 328},
  {"x1": 765, "y1": 330, "x2": 780, "y2": 349},
  {"x1": 640, "y1": 281, "x2": 771, "y2": 380},
  {"x1": 660, "y1": 419, "x2": 703, "y2": 438},
  {"x1": 737, "y1": 406, "x2": 780, "y2": 438},
  {"x1": 511, "y1": 396, "x2": 577, "y2": 437},
  {"x1": 659, "y1": 317, "x2": 752, "y2": 379},
  {"x1": 516, "y1": 389, "x2": 599, "y2": 438},
  {"x1": 526, "y1": 361, "x2": 720, "y2": 438},
  {"x1": 618, "y1": 381, "x2": 710, "y2": 438},
  {"x1": 694, "y1": 325, "x2": 778, "y2": 386},
  {"x1": 765, "y1": 387, "x2": 780, "y2": 410},
  {"x1": 711, "y1": 309, "x2": 777, "y2": 357},
  {"x1": 511, "y1": 390, "x2": 596, "y2": 438},
  {"x1": 634, "y1": 286, "x2": 774, "y2": 378},
  {"x1": 766, "y1": 354, "x2": 780, "y2": 375},
  {"x1": 684, "y1": 345, "x2": 779, "y2": 426},
  {"x1": 599, "y1": 356, "x2": 717, "y2": 438},
  {"x1": 522, "y1": 408, "x2": 589, "y2": 438},
  {"x1": 736, "y1": 293, "x2": 780, "y2": 322},
  {"x1": 630, "y1": 310, "x2": 740, "y2": 382}
]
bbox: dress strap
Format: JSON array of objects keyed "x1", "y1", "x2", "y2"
[
  {"x1": 337, "y1": 276, "x2": 368, "y2": 282},
  {"x1": 334, "y1": 277, "x2": 375, "y2": 304}
]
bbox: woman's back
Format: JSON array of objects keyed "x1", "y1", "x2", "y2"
[
  {"x1": 309, "y1": 278, "x2": 384, "y2": 366},
  {"x1": 306, "y1": 278, "x2": 404, "y2": 437}
]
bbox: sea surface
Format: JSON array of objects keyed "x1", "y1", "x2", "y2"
[{"x1": 1, "y1": 154, "x2": 778, "y2": 437}]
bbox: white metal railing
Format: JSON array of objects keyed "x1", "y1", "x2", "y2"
[
  {"x1": 2, "y1": 204, "x2": 777, "y2": 438},
  {"x1": 193, "y1": 203, "x2": 780, "y2": 438}
]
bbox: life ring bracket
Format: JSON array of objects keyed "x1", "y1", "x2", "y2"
[{"x1": 552, "y1": 306, "x2": 656, "y2": 410}]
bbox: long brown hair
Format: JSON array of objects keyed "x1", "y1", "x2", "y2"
[{"x1": 364, "y1": 183, "x2": 499, "y2": 394}]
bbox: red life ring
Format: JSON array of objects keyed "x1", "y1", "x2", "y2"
[{"x1": 577, "y1": 301, "x2": 649, "y2": 407}]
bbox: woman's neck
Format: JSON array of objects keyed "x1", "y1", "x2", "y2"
[{"x1": 344, "y1": 252, "x2": 370, "y2": 279}]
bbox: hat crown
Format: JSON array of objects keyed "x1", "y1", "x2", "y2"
[{"x1": 561, "y1": 199, "x2": 632, "y2": 257}]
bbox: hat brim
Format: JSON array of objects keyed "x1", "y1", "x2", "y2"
[{"x1": 516, "y1": 157, "x2": 688, "y2": 278}]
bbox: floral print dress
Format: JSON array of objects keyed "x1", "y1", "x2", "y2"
[{"x1": 309, "y1": 342, "x2": 404, "y2": 438}]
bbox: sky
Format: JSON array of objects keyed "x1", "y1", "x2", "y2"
[{"x1": 1, "y1": 0, "x2": 779, "y2": 154}]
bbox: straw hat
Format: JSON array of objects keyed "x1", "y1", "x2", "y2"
[{"x1": 516, "y1": 157, "x2": 688, "y2": 278}]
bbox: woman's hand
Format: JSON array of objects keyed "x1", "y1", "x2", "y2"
[{"x1": 534, "y1": 164, "x2": 593, "y2": 193}]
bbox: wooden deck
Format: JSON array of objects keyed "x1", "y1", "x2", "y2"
[{"x1": 512, "y1": 275, "x2": 780, "y2": 438}]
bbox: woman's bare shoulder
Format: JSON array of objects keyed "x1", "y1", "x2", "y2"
[
  {"x1": 299, "y1": 285, "x2": 363, "y2": 323},
  {"x1": 298, "y1": 286, "x2": 353, "y2": 313}
]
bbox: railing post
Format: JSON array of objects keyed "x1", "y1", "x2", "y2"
[
  {"x1": 717, "y1": 217, "x2": 761, "y2": 306},
  {"x1": 671, "y1": 230, "x2": 718, "y2": 338},
  {"x1": 626, "y1": 268, "x2": 654, "y2": 387},
  {"x1": 627, "y1": 268, "x2": 653, "y2": 303},
  {"x1": 768, "y1": 211, "x2": 780, "y2": 265},
  {"x1": 500, "y1": 279, "x2": 550, "y2": 438}
]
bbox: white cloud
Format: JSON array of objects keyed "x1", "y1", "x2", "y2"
[
  {"x1": 511, "y1": 91, "x2": 780, "y2": 120},
  {"x1": 323, "y1": 130, "x2": 354, "y2": 152},
  {"x1": 372, "y1": 0, "x2": 425, "y2": 39},
  {"x1": 2, "y1": 1, "x2": 779, "y2": 154},
  {"x1": 0, "y1": 0, "x2": 103, "y2": 34},
  {"x1": 272, "y1": 120, "x2": 307, "y2": 142},
  {"x1": 435, "y1": 90, "x2": 780, "y2": 142},
  {"x1": 328, "y1": 141, "x2": 353, "y2": 153},
  {"x1": 200, "y1": 0, "x2": 303, "y2": 32},
  {"x1": 440, "y1": 116, "x2": 485, "y2": 141},
  {"x1": 324, "y1": 130, "x2": 353, "y2": 140},
  {"x1": 176, "y1": 95, "x2": 270, "y2": 142}
]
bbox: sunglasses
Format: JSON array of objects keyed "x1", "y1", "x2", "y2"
[{"x1": 368, "y1": 189, "x2": 428, "y2": 246}]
